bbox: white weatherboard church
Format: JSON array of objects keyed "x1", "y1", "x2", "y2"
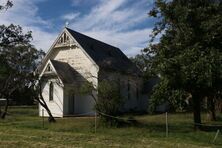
[{"x1": 38, "y1": 27, "x2": 147, "y2": 117}]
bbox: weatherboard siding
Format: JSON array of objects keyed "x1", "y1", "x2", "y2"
[
  {"x1": 39, "y1": 80, "x2": 64, "y2": 117},
  {"x1": 54, "y1": 46, "x2": 98, "y2": 86},
  {"x1": 63, "y1": 86, "x2": 95, "y2": 116},
  {"x1": 52, "y1": 46, "x2": 98, "y2": 116},
  {"x1": 98, "y1": 70, "x2": 145, "y2": 112}
]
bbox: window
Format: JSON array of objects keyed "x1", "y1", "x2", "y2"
[
  {"x1": 136, "y1": 84, "x2": 139, "y2": 100},
  {"x1": 64, "y1": 33, "x2": 66, "y2": 42},
  {"x1": 49, "y1": 82, "x2": 54, "y2": 101},
  {"x1": 47, "y1": 65, "x2": 51, "y2": 72},
  {"x1": 127, "y1": 79, "x2": 130, "y2": 100}
]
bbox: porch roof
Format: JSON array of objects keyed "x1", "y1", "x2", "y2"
[{"x1": 50, "y1": 60, "x2": 85, "y2": 85}]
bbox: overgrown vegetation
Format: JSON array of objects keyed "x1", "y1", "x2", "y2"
[
  {"x1": 96, "y1": 80, "x2": 124, "y2": 126},
  {"x1": 80, "y1": 80, "x2": 124, "y2": 126}
]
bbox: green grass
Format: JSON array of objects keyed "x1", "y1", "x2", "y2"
[{"x1": 0, "y1": 106, "x2": 222, "y2": 148}]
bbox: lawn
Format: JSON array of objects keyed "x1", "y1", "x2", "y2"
[{"x1": 0, "y1": 106, "x2": 222, "y2": 148}]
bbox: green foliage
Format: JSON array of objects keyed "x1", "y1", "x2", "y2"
[
  {"x1": 130, "y1": 52, "x2": 154, "y2": 80},
  {"x1": 11, "y1": 87, "x2": 35, "y2": 105},
  {"x1": 0, "y1": 24, "x2": 45, "y2": 118},
  {"x1": 0, "y1": 24, "x2": 44, "y2": 98},
  {"x1": 147, "y1": 0, "x2": 222, "y2": 92},
  {"x1": 146, "y1": 0, "x2": 222, "y2": 125},
  {"x1": 78, "y1": 81, "x2": 95, "y2": 96},
  {"x1": 149, "y1": 78, "x2": 189, "y2": 113},
  {"x1": 80, "y1": 80, "x2": 124, "y2": 126},
  {"x1": 96, "y1": 80, "x2": 123, "y2": 126},
  {"x1": 0, "y1": 0, "x2": 13, "y2": 11},
  {"x1": 97, "y1": 80, "x2": 122, "y2": 115}
]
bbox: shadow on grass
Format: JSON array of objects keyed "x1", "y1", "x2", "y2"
[
  {"x1": 113, "y1": 117, "x2": 193, "y2": 133},
  {"x1": 200, "y1": 124, "x2": 222, "y2": 132}
]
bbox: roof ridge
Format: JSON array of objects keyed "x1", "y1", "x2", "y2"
[{"x1": 65, "y1": 27, "x2": 119, "y2": 50}]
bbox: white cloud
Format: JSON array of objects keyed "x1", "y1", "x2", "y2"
[
  {"x1": 71, "y1": 0, "x2": 82, "y2": 6},
  {"x1": 0, "y1": 0, "x2": 56, "y2": 51},
  {"x1": 0, "y1": 0, "x2": 155, "y2": 56},
  {"x1": 71, "y1": 0, "x2": 100, "y2": 7},
  {"x1": 61, "y1": 12, "x2": 80, "y2": 21},
  {"x1": 68, "y1": 0, "x2": 153, "y2": 56}
]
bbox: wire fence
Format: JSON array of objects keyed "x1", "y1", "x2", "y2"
[{"x1": 1, "y1": 108, "x2": 222, "y2": 144}]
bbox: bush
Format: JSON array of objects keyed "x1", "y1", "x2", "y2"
[
  {"x1": 79, "y1": 79, "x2": 125, "y2": 126},
  {"x1": 96, "y1": 80, "x2": 124, "y2": 126}
]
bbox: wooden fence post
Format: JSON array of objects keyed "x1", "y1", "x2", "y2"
[
  {"x1": 42, "y1": 109, "x2": 44, "y2": 128},
  {"x1": 95, "y1": 111, "x2": 97, "y2": 133},
  {"x1": 213, "y1": 129, "x2": 220, "y2": 143},
  {"x1": 166, "y1": 112, "x2": 168, "y2": 137}
]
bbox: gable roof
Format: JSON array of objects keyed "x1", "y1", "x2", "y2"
[
  {"x1": 50, "y1": 60, "x2": 85, "y2": 85},
  {"x1": 66, "y1": 28, "x2": 141, "y2": 76}
]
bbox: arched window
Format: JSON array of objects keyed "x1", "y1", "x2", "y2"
[
  {"x1": 127, "y1": 79, "x2": 130, "y2": 100},
  {"x1": 47, "y1": 65, "x2": 51, "y2": 72},
  {"x1": 136, "y1": 83, "x2": 139, "y2": 100},
  {"x1": 64, "y1": 33, "x2": 66, "y2": 42},
  {"x1": 49, "y1": 82, "x2": 54, "y2": 101}
]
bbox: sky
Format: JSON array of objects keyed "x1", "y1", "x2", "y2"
[{"x1": 0, "y1": 0, "x2": 157, "y2": 57}]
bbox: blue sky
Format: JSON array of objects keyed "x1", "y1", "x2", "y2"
[{"x1": 0, "y1": 0, "x2": 156, "y2": 56}]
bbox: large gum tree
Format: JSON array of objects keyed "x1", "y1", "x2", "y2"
[{"x1": 146, "y1": 0, "x2": 222, "y2": 129}]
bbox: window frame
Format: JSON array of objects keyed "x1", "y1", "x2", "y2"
[{"x1": 49, "y1": 82, "x2": 54, "y2": 101}]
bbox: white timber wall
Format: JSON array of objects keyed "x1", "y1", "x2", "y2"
[
  {"x1": 63, "y1": 86, "x2": 95, "y2": 116},
  {"x1": 39, "y1": 79, "x2": 64, "y2": 117},
  {"x1": 52, "y1": 46, "x2": 98, "y2": 115},
  {"x1": 53, "y1": 46, "x2": 98, "y2": 86}
]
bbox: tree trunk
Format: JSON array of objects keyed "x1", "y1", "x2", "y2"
[
  {"x1": 37, "y1": 94, "x2": 56, "y2": 123},
  {"x1": 37, "y1": 82, "x2": 56, "y2": 123},
  {"x1": 207, "y1": 97, "x2": 216, "y2": 121},
  {"x1": 192, "y1": 93, "x2": 201, "y2": 130},
  {"x1": 1, "y1": 98, "x2": 9, "y2": 119},
  {"x1": 220, "y1": 101, "x2": 222, "y2": 113},
  {"x1": 42, "y1": 103, "x2": 56, "y2": 123}
]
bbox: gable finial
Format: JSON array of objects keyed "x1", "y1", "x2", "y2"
[{"x1": 65, "y1": 21, "x2": 69, "y2": 28}]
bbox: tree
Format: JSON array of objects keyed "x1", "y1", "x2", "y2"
[
  {"x1": 0, "y1": 24, "x2": 54, "y2": 121},
  {"x1": 149, "y1": 78, "x2": 190, "y2": 113},
  {"x1": 130, "y1": 51, "x2": 154, "y2": 80},
  {"x1": 35, "y1": 78, "x2": 56, "y2": 122},
  {"x1": 0, "y1": 0, "x2": 13, "y2": 11},
  {"x1": 146, "y1": 0, "x2": 222, "y2": 129},
  {"x1": 80, "y1": 79, "x2": 124, "y2": 126},
  {"x1": 0, "y1": 24, "x2": 37, "y2": 118},
  {"x1": 0, "y1": 1, "x2": 55, "y2": 122}
]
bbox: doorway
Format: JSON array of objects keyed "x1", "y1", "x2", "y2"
[{"x1": 68, "y1": 93, "x2": 75, "y2": 114}]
